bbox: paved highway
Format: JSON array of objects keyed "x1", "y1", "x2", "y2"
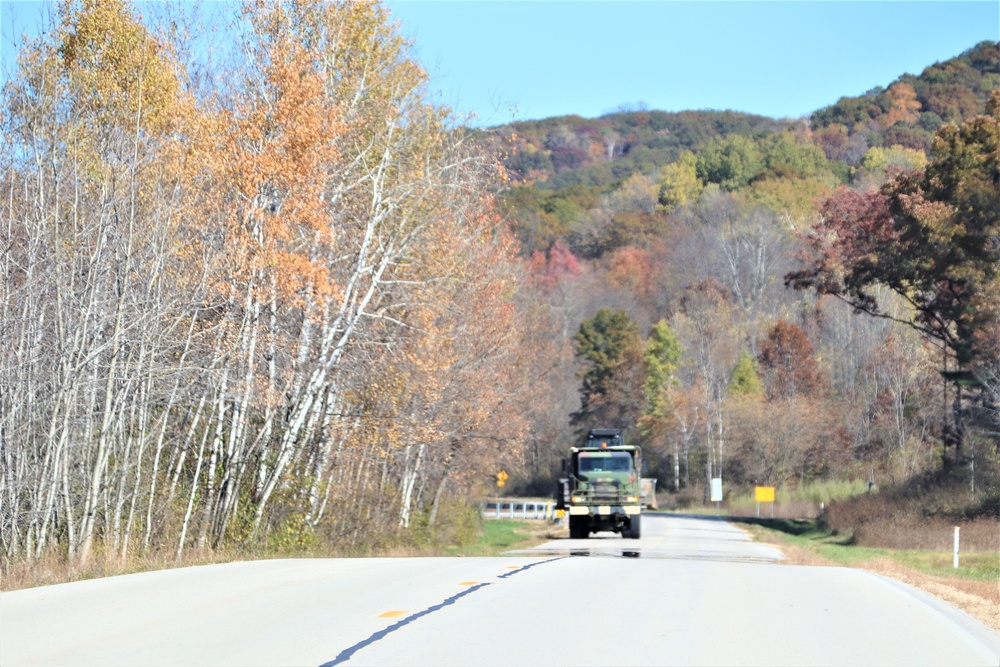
[{"x1": 2, "y1": 514, "x2": 997, "y2": 666}]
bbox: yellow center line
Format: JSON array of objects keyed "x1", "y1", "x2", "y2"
[
  {"x1": 458, "y1": 581, "x2": 479, "y2": 585},
  {"x1": 378, "y1": 610, "x2": 407, "y2": 618}
]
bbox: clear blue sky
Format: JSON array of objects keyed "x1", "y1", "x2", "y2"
[
  {"x1": 386, "y1": 1, "x2": 999, "y2": 125},
  {"x1": 3, "y1": 1, "x2": 998, "y2": 127}
]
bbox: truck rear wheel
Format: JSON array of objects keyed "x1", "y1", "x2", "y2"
[
  {"x1": 569, "y1": 516, "x2": 588, "y2": 539},
  {"x1": 629, "y1": 515, "x2": 641, "y2": 539}
]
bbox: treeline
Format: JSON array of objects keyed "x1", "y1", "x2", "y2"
[
  {"x1": 500, "y1": 109, "x2": 791, "y2": 189},
  {"x1": 0, "y1": 0, "x2": 547, "y2": 569}
]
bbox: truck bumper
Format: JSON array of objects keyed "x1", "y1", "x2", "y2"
[{"x1": 568, "y1": 505, "x2": 641, "y2": 516}]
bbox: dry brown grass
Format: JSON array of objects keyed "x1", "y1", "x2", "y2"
[
  {"x1": 528, "y1": 518, "x2": 569, "y2": 541},
  {"x1": 825, "y1": 494, "x2": 1000, "y2": 551},
  {"x1": 820, "y1": 467, "x2": 1000, "y2": 551},
  {"x1": 726, "y1": 499, "x2": 826, "y2": 520},
  {"x1": 1, "y1": 546, "x2": 260, "y2": 592},
  {"x1": 1, "y1": 518, "x2": 565, "y2": 592}
]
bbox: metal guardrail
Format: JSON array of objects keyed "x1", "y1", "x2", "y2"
[{"x1": 482, "y1": 498, "x2": 557, "y2": 520}]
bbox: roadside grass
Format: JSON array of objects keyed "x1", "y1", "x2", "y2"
[
  {"x1": 735, "y1": 517, "x2": 999, "y2": 581},
  {"x1": 2, "y1": 545, "x2": 263, "y2": 592},
  {"x1": 2, "y1": 517, "x2": 559, "y2": 591},
  {"x1": 440, "y1": 519, "x2": 558, "y2": 557}
]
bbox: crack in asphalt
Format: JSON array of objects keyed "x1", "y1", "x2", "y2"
[
  {"x1": 320, "y1": 558, "x2": 562, "y2": 666},
  {"x1": 497, "y1": 558, "x2": 559, "y2": 578}
]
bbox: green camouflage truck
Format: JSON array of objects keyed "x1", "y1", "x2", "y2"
[{"x1": 556, "y1": 428, "x2": 642, "y2": 539}]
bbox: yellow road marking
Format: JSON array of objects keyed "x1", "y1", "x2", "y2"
[
  {"x1": 378, "y1": 610, "x2": 406, "y2": 618},
  {"x1": 506, "y1": 566, "x2": 519, "y2": 569},
  {"x1": 458, "y1": 581, "x2": 479, "y2": 585}
]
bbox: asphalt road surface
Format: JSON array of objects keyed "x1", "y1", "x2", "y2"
[{"x1": 2, "y1": 514, "x2": 997, "y2": 666}]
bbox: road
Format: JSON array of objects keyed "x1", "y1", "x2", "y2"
[{"x1": 2, "y1": 514, "x2": 997, "y2": 666}]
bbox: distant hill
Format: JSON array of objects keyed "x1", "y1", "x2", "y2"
[
  {"x1": 497, "y1": 110, "x2": 793, "y2": 190},
  {"x1": 487, "y1": 41, "x2": 999, "y2": 257},
  {"x1": 810, "y1": 41, "x2": 999, "y2": 155},
  {"x1": 490, "y1": 41, "x2": 998, "y2": 192}
]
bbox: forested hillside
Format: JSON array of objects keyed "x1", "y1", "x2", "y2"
[
  {"x1": 0, "y1": 0, "x2": 996, "y2": 578},
  {"x1": 497, "y1": 41, "x2": 998, "y2": 256},
  {"x1": 488, "y1": 41, "x2": 1000, "y2": 510}
]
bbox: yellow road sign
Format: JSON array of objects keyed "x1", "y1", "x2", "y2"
[{"x1": 755, "y1": 486, "x2": 775, "y2": 503}]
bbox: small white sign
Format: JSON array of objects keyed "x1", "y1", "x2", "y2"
[{"x1": 710, "y1": 478, "x2": 723, "y2": 502}]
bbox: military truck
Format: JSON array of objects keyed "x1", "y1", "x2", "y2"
[{"x1": 556, "y1": 428, "x2": 642, "y2": 539}]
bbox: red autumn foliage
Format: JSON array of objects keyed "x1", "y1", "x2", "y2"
[
  {"x1": 758, "y1": 320, "x2": 825, "y2": 400},
  {"x1": 526, "y1": 241, "x2": 583, "y2": 291}
]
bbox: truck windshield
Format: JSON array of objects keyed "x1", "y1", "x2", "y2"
[{"x1": 577, "y1": 452, "x2": 632, "y2": 473}]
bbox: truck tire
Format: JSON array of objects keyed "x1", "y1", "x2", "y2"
[
  {"x1": 629, "y1": 515, "x2": 641, "y2": 539},
  {"x1": 569, "y1": 516, "x2": 588, "y2": 539}
]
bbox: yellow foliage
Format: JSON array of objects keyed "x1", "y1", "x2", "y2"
[
  {"x1": 658, "y1": 151, "x2": 703, "y2": 211},
  {"x1": 747, "y1": 177, "x2": 833, "y2": 227},
  {"x1": 58, "y1": 0, "x2": 182, "y2": 132}
]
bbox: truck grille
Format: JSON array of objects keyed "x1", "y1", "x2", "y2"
[{"x1": 592, "y1": 481, "x2": 620, "y2": 501}]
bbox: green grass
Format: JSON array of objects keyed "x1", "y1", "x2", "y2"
[
  {"x1": 737, "y1": 518, "x2": 1000, "y2": 582},
  {"x1": 440, "y1": 519, "x2": 551, "y2": 557}
]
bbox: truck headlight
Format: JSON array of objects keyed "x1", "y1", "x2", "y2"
[
  {"x1": 626, "y1": 496, "x2": 637, "y2": 502},
  {"x1": 571, "y1": 496, "x2": 583, "y2": 503}
]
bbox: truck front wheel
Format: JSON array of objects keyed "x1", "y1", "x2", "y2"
[{"x1": 629, "y1": 515, "x2": 641, "y2": 539}]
